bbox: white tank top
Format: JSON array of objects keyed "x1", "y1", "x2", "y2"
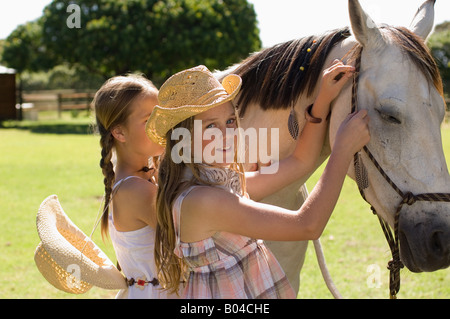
[{"x1": 108, "y1": 176, "x2": 180, "y2": 299}]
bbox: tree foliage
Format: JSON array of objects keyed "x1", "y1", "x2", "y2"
[
  {"x1": 428, "y1": 21, "x2": 450, "y2": 96},
  {"x1": 39, "y1": 0, "x2": 261, "y2": 84},
  {"x1": 2, "y1": 19, "x2": 56, "y2": 73}
]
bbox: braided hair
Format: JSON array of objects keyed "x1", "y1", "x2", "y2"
[{"x1": 93, "y1": 74, "x2": 158, "y2": 240}]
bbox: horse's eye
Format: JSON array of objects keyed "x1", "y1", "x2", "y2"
[{"x1": 376, "y1": 109, "x2": 401, "y2": 124}]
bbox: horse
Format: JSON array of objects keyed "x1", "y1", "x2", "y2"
[{"x1": 216, "y1": 0, "x2": 450, "y2": 297}]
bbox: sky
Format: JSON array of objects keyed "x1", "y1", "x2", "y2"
[{"x1": 0, "y1": 0, "x2": 449, "y2": 47}]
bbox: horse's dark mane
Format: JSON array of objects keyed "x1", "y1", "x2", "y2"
[
  {"x1": 232, "y1": 25, "x2": 443, "y2": 117},
  {"x1": 233, "y1": 27, "x2": 351, "y2": 116}
]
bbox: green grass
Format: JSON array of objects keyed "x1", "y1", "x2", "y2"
[
  {"x1": 0, "y1": 117, "x2": 449, "y2": 299},
  {"x1": 0, "y1": 126, "x2": 116, "y2": 299}
]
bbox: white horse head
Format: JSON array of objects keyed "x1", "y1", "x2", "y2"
[
  {"x1": 329, "y1": 0, "x2": 450, "y2": 272},
  {"x1": 217, "y1": 0, "x2": 449, "y2": 293}
]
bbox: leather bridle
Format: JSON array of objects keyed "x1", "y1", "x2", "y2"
[{"x1": 350, "y1": 47, "x2": 450, "y2": 298}]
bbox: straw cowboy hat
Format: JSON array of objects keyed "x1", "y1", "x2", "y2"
[
  {"x1": 34, "y1": 195, "x2": 127, "y2": 294},
  {"x1": 145, "y1": 65, "x2": 242, "y2": 146}
]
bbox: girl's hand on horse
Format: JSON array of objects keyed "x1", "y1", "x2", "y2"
[
  {"x1": 334, "y1": 109, "x2": 371, "y2": 157},
  {"x1": 317, "y1": 59, "x2": 355, "y2": 105}
]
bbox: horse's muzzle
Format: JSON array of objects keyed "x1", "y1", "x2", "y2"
[{"x1": 399, "y1": 207, "x2": 450, "y2": 272}]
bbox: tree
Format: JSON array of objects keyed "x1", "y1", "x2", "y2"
[
  {"x1": 2, "y1": 19, "x2": 56, "y2": 74},
  {"x1": 1, "y1": 19, "x2": 57, "y2": 119},
  {"x1": 428, "y1": 21, "x2": 450, "y2": 98},
  {"x1": 41, "y1": 0, "x2": 261, "y2": 84}
]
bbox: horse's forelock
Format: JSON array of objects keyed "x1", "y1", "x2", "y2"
[{"x1": 382, "y1": 26, "x2": 444, "y2": 97}]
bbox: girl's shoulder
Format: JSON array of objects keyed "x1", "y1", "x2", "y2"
[
  {"x1": 177, "y1": 184, "x2": 254, "y2": 242},
  {"x1": 114, "y1": 176, "x2": 157, "y2": 210},
  {"x1": 176, "y1": 185, "x2": 228, "y2": 242},
  {"x1": 179, "y1": 185, "x2": 240, "y2": 216},
  {"x1": 115, "y1": 176, "x2": 156, "y2": 196},
  {"x1": 113, "y1": 176, "x2": 158, "y2": 230}
]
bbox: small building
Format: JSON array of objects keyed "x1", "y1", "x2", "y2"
[{"x1": 0, "y1": 65, "x2": 16, "y2": 120}]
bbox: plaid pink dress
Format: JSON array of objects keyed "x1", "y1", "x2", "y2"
[{"x1": 172, "y1": 166, "x2": 296, "y2": 299}]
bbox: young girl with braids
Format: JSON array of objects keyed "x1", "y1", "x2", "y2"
[
  {"x1": 93, "y1": 74, "x2": 179, "y2": 298},
  {"x1": 146, "y1": 65, "x2": 370, "y2": 298}
]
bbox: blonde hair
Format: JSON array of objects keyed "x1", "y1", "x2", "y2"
[
  {"x1": 154, "y1": 111, "x2": 246, "y2": 294},
  {"x1": 93, "y1": 74, "x2": 158, "y2": 240}
]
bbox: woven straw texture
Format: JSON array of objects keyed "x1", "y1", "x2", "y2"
[
  {"x1": 34, "y1": 195, "x2": 127, "y2": 294},
  {"x1": 145, "y1": 65, "x2": 242, "y2": 146}
]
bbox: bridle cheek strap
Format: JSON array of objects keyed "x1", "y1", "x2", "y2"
[{"x1": 350, "y1": 47, "x2": 450, "y2": 298}]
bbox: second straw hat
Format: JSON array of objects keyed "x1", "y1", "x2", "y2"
[{"x1": 34, "y1": 195, "x2": 127, "y2": 294}]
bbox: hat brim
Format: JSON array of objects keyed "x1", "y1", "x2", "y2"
[
  {"x1": 146, "y1": 73, "x2": 242, "y2": 146},
  {"x1": 34, "y1": 195, "x2": 127, "y2": 293}
]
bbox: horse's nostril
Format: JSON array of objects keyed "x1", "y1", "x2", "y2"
[{"x1": 430, "y1": 231, "x2": 444, "y2": 255}]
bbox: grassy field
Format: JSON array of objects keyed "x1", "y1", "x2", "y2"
[
  {"x1": 0, "y1": 114, "x2": 117, "y2": 298},
  {"x1": 0, "y1": 115, "x2": 449, "y2": 299}
]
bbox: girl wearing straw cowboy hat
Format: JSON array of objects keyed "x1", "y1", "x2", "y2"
[{"x1": 146, "y1": 64, "x2": 369, "y2": 298}]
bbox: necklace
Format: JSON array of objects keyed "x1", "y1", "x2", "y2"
[{"x1": 183, "y1": 165, "x2": 243, "y2": 196}]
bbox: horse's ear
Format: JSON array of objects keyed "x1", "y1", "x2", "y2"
[
  {"x1": 409, "y1": 0, "x2": 435, "y2": 40},
  {"x1": 348, "y1": 0, "x2": 384, "y2": 49}
]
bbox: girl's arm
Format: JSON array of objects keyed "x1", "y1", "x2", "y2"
[
  {"x1": 245, "y1": 61, "x2": 355, "y2": 201},
  {"x1": 181, "y1": 110, "x2": 369, "y2": 243}
]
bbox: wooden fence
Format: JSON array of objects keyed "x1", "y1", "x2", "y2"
[
  {"x1": 22, "y1": 91, "x2": 94, "y2": 118},
  {"x1": 18, "y1": 91, "x2": 450, "y2": 120}
]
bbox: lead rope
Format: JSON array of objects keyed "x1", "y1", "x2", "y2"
[
  {"x1": 297, "y1": 185, "x2": 343, "y2": 298},
  {"x1": 351, "y1": 47, "x2": 450, "y2": 298}
]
